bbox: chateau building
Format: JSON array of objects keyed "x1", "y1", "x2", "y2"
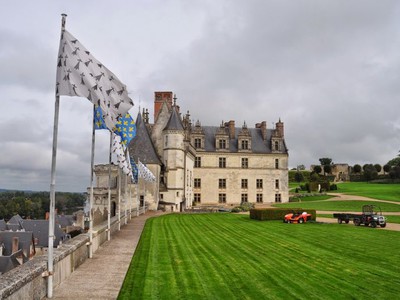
[{"x1": 91, "y1": 91, "x2": 289, "y2": 216}]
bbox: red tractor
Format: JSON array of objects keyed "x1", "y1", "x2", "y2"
[{"x1": 284, "y1": 211, "x2": 312, "y2": 224}]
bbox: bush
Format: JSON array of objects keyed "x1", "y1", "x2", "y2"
[
  {"x1": 231, "y1": 207, "x2": 242, "y2": 213},
  {"x1": 231, "y1": 202, "x2": 255, "y2": 213},
  {"x1": 250, "y1": 208, "x2": 317, "y2": 221}
]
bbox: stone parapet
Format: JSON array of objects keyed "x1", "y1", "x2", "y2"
[{"x1": 0, "y1": 212, "x2": 130, "y2": 300}]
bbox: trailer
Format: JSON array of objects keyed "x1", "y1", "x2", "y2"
[{"x1": 333, "y1": 205, "x2": 387, "y2": 228}]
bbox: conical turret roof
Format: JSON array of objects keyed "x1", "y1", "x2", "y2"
[
  {"x1": 128, "y1": 112, "x2": 162, "y2": 164},
  {"x1": 163, "y1": 106, "x2": 184, "y2": 131}
]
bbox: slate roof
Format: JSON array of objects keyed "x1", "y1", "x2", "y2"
[
  {"x1": 56, "y1": 215, "x2": 74, "y2": 228},
  {"x1": 0, "y1": 251, "x2": 21, "y2": 274},
  {"x1": 128, "y1": 112, "x2": 162, "y2": 165},
  {"x1": 201, "y1": 126, "x2": 288, "y2": 154},
  {"x1": 0, "y1": 231, "x2": 34, "y2": 258},
  {"x1": 22, "y1": 220, "x2": 67, "y2": 248},
  {"x1": 163, "y1": 107, "x2": 184, "y2": 131},
  {"x1": 0, "y1": 220, "x2": 6, "y2": 231}
]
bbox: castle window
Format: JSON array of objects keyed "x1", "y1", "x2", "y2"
[
  {"x1": 256, "y1": 179, "x2": 263, "y2": 189},
  {"x1": 218, "y1": 193, "x2": 226, "y2": 203},
  {"x1": 241, "y1": 193, "x2": 248, "y2": 203},
  {"x1": 194, "y1": 178, "x2": 201, "y2": 188},
  {"x1": 219, "y1": 179, "x2": 226, "y2": 189},
  {"x1": 275, "y1": 194, "x2": 281, "y2": 203},
  {"x1": 195, "y1": 157, "x2": 201, "y2": 168},
  {"x1": 275, "y1": 179, "x2": 279, "y2": 189},
  {"x1": 241, "y1": 179, "x2": 248, "y2": 189},
  {"x1": 165, "y1": 136, "x2": 168, "y2": 147},
  {"x1": 274, "y1": 141, "x2": 279, "y2": 151},
  {"x1": 219, "y1": 139, "x2": 227, "y2": 149},
  {"x1": 194, "y1": 138, "x2": 202, "y2": 148},
  {"x1": 219, "y1": 157, "x2": 226, "y2": 168},
  {"x1": 241, "y1": 140, "x2": 249, "y2": 150},
  {"x1": 241, "y1": 158, "x2": 248, "y2": 169},
  {"x1": 256, "y1": 194, "x2": 263, "y2": 203},
  {"x1": 275, "y1": 159, "x2": 279, "y2": 169},
  {"x1": 194, "y1": 193, "x2": 201, "y2": 203}
]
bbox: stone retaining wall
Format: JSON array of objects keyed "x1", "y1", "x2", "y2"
[{"x1": 0, "y1": 212, "x2": 131, "y2": 300}]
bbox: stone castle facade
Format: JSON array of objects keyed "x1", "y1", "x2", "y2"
[{"x1": 90, "y1": 91, "x2": 289, "y2": 218}]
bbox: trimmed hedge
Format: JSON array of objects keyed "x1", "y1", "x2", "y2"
[{"x1": 250, "y1": 208, "x2": 317, "y2": 221}]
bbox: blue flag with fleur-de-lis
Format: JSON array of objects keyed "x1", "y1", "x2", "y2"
[
  {"x1": 94, "y1": 106, "x2": 107, "y2": 130},
  {"x1": 114, "y1": 113, "x2": 136, "y2": 146}
]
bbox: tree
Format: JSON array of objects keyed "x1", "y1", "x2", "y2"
[
  {"x1": 319, "y1": 158, "x2": 333, "y2": 176},
  {"x1": 383, "y1": 164, "x2": 391, "y2": 174},
  {"x1": 297, "y1": 164, "x2": 306, "y2": 171},
  {"x1": 363, "y1": 164, "x2": 378, "y2": 182},
  {"x1": 353, "y1": 164, "x2": 362, "y2": 173},
  {"x1": 309, "y1": 172, "x2": 319, "y2": 182},
  {"x1": 313, "y1": 165, "x2": 322, "y2": 174},
  {"x1": 387, "y1": 156, "x2": 400, "y2": 167},
  {"x1": 323, "y1": 164, "x2": 332, "y2": 175},
  {"x1": 294, "y1": 171, "x2": 304, "y2": 183},
  {"x1": 374, "y1": 164, "x2": 382, "y2": 173},
  {"x1": 319, "y1": 158, "x2": 333, "y2": 166}
]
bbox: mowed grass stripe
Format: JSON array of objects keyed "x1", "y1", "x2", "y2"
[
  {"x1": 214, "y1": 216, "x2": 355, "y2": 299},
  {"x1": 190, "y1": 215, "x2": 270, "y2": 299},
  {"x1": 119, "y1": 214, "x2": 400, "y2": 299},
  {"x1": 178, "y1": 214, "x2": 248, "y2": 299},
  {"x1": 188, "y1": 214, "x2": 258, "y2": 299}
]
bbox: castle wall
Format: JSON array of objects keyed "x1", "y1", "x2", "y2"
[
  {"x1": 194, "y1": 152, "x2": 288, "y2": 205},
  {"x1": 0, "y1": 215, "x2": 128, "y2": 300}
]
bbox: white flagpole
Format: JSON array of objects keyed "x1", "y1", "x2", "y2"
[
  {"x1": 107, "y1": 131, "x2": 112, "y2": 241},
  {"x1": 47, "y1": 13, "x2": 66, "y2": 299},
  {"x1": 124, "y1": 173, "x2": 128, "y2": 225},
  {"x1": 129, "y1": 180, "x2": 132, "y2": 220},
  {"x1": 136, "y1": 176, "x2": 140, "y2": 216},
  {"x1": 88, "y1": 104, "x2": 96, "y2": 259},
  {"x1": 118, "y1": 168, "x2": 121, "y2": 230}
]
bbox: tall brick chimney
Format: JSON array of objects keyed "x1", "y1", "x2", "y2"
[
  {"x1": 154, "y1": 91, "x2": 173, "y2": 122},
  {"x1": 276, "y1": 118, "x2": 284, "y2": 137},
  {"x1": 226, "y1": 120, "x2": 235, "y2": 139},
  {"x1": 255, "y1": 121, "x2": 267, "y2": 140}
]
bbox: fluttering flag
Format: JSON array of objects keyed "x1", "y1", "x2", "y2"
[
  {"x1": 138, "y1": 161, "x2": 156, "y2": 182},
  {"x1": 114, "y1": 113, "x2": 136, "y2": 146},
  {"x1": 130, "y1": 158, "x2": 139, "y2": 183},
  {"x1": 94, "y1": 106, "x2": 108, "y2": 130},
  {"x1": 56, "y1": 30, "x2": 134, "y2": 131},
  {"x1": 112, "y1": 135, "x2": 132, "y2": 177}
]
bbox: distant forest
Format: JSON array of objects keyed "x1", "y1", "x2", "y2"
[{"x1": 0, "y1": 191, "x2": 86, "y2": 221}]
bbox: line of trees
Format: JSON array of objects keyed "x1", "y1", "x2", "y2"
[
  {"x1": 0, "y1": 191, "x2": 85, "y2": 221},
  {"x1": 293, "y1": 153, "x2": 400, "y2": 183}
]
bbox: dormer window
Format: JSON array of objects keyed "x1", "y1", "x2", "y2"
[
  {"x1": 218, "y1": 139, "x2": 227, "y2": 149},
  {"x1": 241, "y1": 140, "x2": 249, "y2": 150},
  {"x1": 194, "y1": 138, "x2": 202, "y2": 148},
  {"x1": 274, "y1": 141, "x2": 279, "y2": 151}
]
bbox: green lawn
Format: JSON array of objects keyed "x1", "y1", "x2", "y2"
[
  {"x1": 330, "y1": 182, "x2": 400, "y2": 202},
  {"x1": 274, "y1": 200, "x2": 400, "y2": 212},
  {"x1": 291, "y1": 195, "x2": 337, "y2": 202},
  {"x1": 118, "y1": 214, "x2": 400, "y2": 300}
]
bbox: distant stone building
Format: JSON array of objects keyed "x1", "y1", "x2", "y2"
[
  {"x1": 310, "y1": 163, "x2": 351, "y2": 181},
  {"x1": 91, "y1": 91, "x2": 289, "y2": 216}
]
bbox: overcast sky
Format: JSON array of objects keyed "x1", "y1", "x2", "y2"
[{"x1": 1, "y1": 0, "x2": 399, "y2": 192}]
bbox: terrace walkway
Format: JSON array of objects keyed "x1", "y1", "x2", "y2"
[{"x1": 45, "y1": 210, "x2": 165, "y2": 300}]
